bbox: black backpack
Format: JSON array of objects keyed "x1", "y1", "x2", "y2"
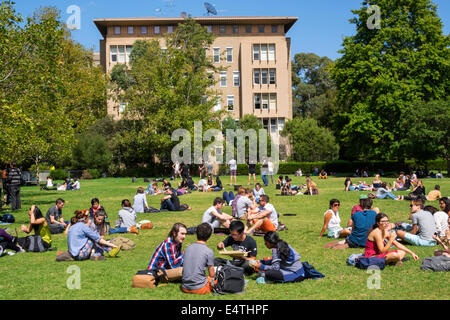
[
  {"x1": 1, "y1": 214, "x2": 15, "y2": 223},
  {"x1": 212, "y1": 265, "x2": 245, "y2": 295}
]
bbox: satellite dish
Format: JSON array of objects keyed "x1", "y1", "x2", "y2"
[{"x1": 204, "y1": 2, "x2": 217, "y2": 16}]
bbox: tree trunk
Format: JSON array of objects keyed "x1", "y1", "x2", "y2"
[{"x1": 35, "y1": 157, "x2": 40, "y2": 185}]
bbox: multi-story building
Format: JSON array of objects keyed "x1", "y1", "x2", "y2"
[{"x1": 94, "y1": 16, "x2": 297, "y2": 157}]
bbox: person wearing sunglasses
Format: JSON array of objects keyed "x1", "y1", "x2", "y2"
[
  {"x1": 365, "y1": 213, "x2": 418, "y2": 266},
  {"x1": 319, "y1": 199, "x2": 352, "y2": 239}
]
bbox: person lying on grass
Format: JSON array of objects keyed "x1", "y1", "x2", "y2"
[
  {"x1": 201, "y1": 197, "x2": 233, "y2": 230},
  {"x1": 181, "y1": 223, "x2": 216, "y2": 295},
  {"x1": 249, "y1": 231, "x2": 305, "y2": 284},
  {"x1": 365, "y1": 213, "x2": 418, "y2": 266},
  {"x1": 319, "y1": 199, "x2": 352, "y2": 239},
  {"x1": 245, "y1": 195, "x2": 278, "y2": 235}
]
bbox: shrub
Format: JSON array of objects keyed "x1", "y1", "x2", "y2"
[
  {"x1": 49, "y1": 169, "x2": 69, "y2": 180},
  {"x1": 82, "y1": 169, "x2": 101, "y2": 180}
]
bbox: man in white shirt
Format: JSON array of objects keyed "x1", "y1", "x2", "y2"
[
  {"x1": 246, "y1": 195, "x2": 278, "y2": 235},
  {"x1": 229, "y1": 158, "x2": 237, "y2": 186},
  {"x1": 201, "y1": 198, "x2": 233, "y2": 229},
  {"x1": 72, "y1": 178, "x2": 80, "y2": 190}
]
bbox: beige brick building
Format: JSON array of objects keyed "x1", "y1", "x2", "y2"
[{"x1": 94, "y1": 16, "x2": 297, "y2": 156}]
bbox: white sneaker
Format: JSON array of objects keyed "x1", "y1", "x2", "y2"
[
  {"x1": 0, "y1": 246, "x2": 4, "y2": 257},
  {"x1": 7, "y1": 251, "x2": 16, "y2": 256}
]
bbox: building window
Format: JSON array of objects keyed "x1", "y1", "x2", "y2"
[
  {"x1": 253, "y1": 44, "x2": 260, "y2": 60},
  {"x1": 126, "y1": 46, "x2": 132, "y2": 63},
  {"x1": 253, "y1": 69, "x2": 260, "y2": 85},
  {"x1": 272, "y1": 25, "x2": 278, "y2": 33},
  {"x1": 261, "y1": 44, "x2": 268, "y2": 61},
  {"x1": 269, "y1": 44, "x2": 276, "y2": 61},
  {"x1": 226, "y1": 47, "x2": 233, "y2": 63},
  {"x1": 254, "y1": 94, "x2": 261, "y2": 109},
  {"x1": 213, "y1": 48, "x2": 220, "y2": 63},
  {"x1": 271, "y1": 119, "x2": 277, "y2": 133},
  {"x1": 233, "y1": 71, "x2": 240, "y2": 87},
  {"x1": 110, "y1": 46, "x2": 117, "y2": 62},
  {"x1": 258, "y1": 25, "x2": 265, "y2": 33},
  {"x1": 114, "y1": 26, "x2": 121, "y2": 35},
  {"x1": 206, "y1": 25, "x2": 212, "y2": 33},
  {"x1": 269, "y1": 69, "x2": 276, "y2": 84},
  {"x1": 154, "y1": 26, "x2": 160, "y2": 34},
  {"x1": 220, "y1": 71, "x2": 227, "y2": 87},
  {"x1": 119, "y1": 102, "x2": 126, "y2": 114},
  {"x1": 219, "y1": 25, "x2": 226, "y2": 34},
  {"x1": 245, "y1": 25, "x2": 252, "y2": 33},
  {"x1": 261, "y1": 69, "x2": 268, "y2": 85},
  {"x1": 227, "y1": 95, "x2": 234, "y2": 111},
  {"x1": 141, "y1": 26, "x2": 148, "y2": 35},
  {"x1": 270, "y1": 94, "x2": 277, "y2": 111},
  {"x1": 118, "y1": 45, "x2": 125, "y2": 63},
  {"x1": 262, "y1": 94, "x2": 269, "y2": 110},
  {"x1": 214, "y1": 96, "x2": 221, "y2": 111},
  {"x1": 263, "y1": 119, "x2": 269, "y2": 131},
  {"x1": 232, "y1": 25, "x2": 239, "y2": 33},
  {"x1": 168, "y1": 26, "x2": 174, "y2": 34},
  {"x1": 278, "y1": 118, "x2": 285, "y2": 132},
  {"x1": 128, "y1": 26, "x2": 134, "y2": 34}
]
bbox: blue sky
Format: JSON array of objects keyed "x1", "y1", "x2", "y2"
[{"x1": 13, "y1": 0, "x2": 450, "y2": 60}]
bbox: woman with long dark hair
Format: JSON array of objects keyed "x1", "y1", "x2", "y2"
[
  {"x1": 249, "y1": 231, "x2": 305, "y2": 283},
  {"x1": 20, "y1": 205, "x2": 52, "y2": 250},
  {"x1": 365, "y1": 213, "x2": 418, "y2": 266}
]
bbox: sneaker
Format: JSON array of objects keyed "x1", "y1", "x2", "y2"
[
  {"x1": 256, "y1": 277, "x2": 266, "y2": 284},
  {"x1": 108, "y1": 245, "x2": 121, "y2": 258},
  {"x1": 56, "y1": 251, "x2": 74, "y2": 262},
  {"x1": 129, "y1": 226, "x2": 140, "y2": 235},
  {"x1": 7, "y1": 251, "x2": 16, "y2": 256}
]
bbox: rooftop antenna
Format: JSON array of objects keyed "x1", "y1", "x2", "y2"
[{"x1": 204, "y1": 2, "x2": 217, "y2": 16}]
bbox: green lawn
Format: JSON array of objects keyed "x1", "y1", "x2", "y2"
[{"x1": 0, "y1": 176, "x2": 449, "y2": 300}]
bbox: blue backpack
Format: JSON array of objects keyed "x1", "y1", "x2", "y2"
[
  {"x1": 347, "y1": 253, "x2": 364, "y2": 266},
  {"x1": 302, "y1": 261, "x2": 325, "y2": 280},
  {"x1": 355, "y1": 257, "x2": 386, "y2": 270}
]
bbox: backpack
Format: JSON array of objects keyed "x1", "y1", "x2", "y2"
[
  {"x1": 110, "y1": 237, "x2": 135, "y2": 251},
  {"x1": 302, "y1": 261, "x2": 325, "y2": 280},
  {"x1": 355, "y1": 256, "x2": 386, "y2": 270},
  {"x1": 212, "y1": 265, "x2": 245, "y2": 295},
  {"x1": 1, "y1": 214, "x2": 15, "y2": 223},
  {"x1": 23, "y1": 235, "x2": 48, "y2": 252}
]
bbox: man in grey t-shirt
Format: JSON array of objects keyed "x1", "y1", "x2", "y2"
[
  {"x1": 397, "y1": 199, "x2": 437, "y2": 246},
  {"x1": 235, "y1": 189, "x2": 256, "y2": 219},
  {"x1": 46, "y1": 198, "x2": 68, "y2": 234},
  {"x1": 181, "y1": 223, "x2": 215, "y2": 294}
]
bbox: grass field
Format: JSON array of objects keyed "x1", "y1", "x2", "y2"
[{"x1": 0, "y1": 176, "x2": 449, "y2": 300}]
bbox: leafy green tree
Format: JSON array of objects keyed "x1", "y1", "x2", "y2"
[
  {"x1": 292, "y1": 53, "x2": 336, "y2": 123},
  {"x1": 72, "y1": 133, "x2": 112, "y2": 172},
  {"x1": 281, "y1": 117, "x2": 339, "y2": 162},
  {"x1": 113, "y1": 18, "x2": 224, "y2": 165},
  {"x1": 331, "y1": 0, "x2": 449, "y2": 160},
  {"x1": 397, "y1": 99, "x2": 450, "y2": 172}
]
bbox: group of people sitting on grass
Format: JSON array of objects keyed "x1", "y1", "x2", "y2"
[
  {"x1": 276, "y1": 175, "x2": 319, "y2": 196},
  {"x1": 41, "y1": 177, "x2": 80, "y2": 191},
  {"x1": 320, "y1": 195, "x2": 450, "y2": 266},
  {"x1": 145, "y1": 221, "x2": 306, "y2": 295},
  {"x1": 145, "y1": 175, "x2": 223, "y2": 196}
]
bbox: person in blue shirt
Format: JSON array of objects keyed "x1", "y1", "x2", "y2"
[
  {"x1": 249, "y1": 231, "x2": 305, "y2": 283},
  {"x1": 325, "y1": 198, "x2": 377, "y2": 249}
]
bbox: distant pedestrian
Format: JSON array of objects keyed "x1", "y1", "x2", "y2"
[{"x1": 7, "y1": 162, "x2": 22, "y2": 210}]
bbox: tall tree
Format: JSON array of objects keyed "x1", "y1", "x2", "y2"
[
  {"x1": 331, "y1": 0, "x2": 449, "y2": 160},
  {"x1": 112, "y1": 18, "x2": 225, "y2": 165},
  {"x1": 292, "y1": 53, "x2": 335, "y2": 124}
]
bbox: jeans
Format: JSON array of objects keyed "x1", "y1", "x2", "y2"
[
  {"x1": 223, "y1": 191, "x2": 235, "y2": 205},
  {"x1": 161, "y1": 199, "x2": 176, "y2": 211},
  {"x1": 261, "y1": 175, "x2": 269, "y2": 186},
  {"x1": 110, "y1": 227, "x2": 128, "y2": 234},
  {"x1": 377, "y1": 192, "x2": 397, "y2": 200},
  {"x1": 9, "y1": 185, "x2": 21, "y2": 210}
]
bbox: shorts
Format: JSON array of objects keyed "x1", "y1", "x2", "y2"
[
  {"x1": 230, "y1": 170, "x2": 237, "y2": 176},
  {"x1": 249, "y1": 168, "x2": 256, "y2": 174},
  {"x1": 181, "y1": 277, "x2": 216, "y2": 295},
  {"x1": 403, "y1": 233, "x2": 437, "y2": 247},
  {"x1": 255, "y1": 218, "x2": 277, "y2": 233},
  {"x1": 327, "y1": 226, "x2": 344, "y2": 239},
  {"x1": 345, "y1": 236, "x2": 365, "y2": 248}
]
